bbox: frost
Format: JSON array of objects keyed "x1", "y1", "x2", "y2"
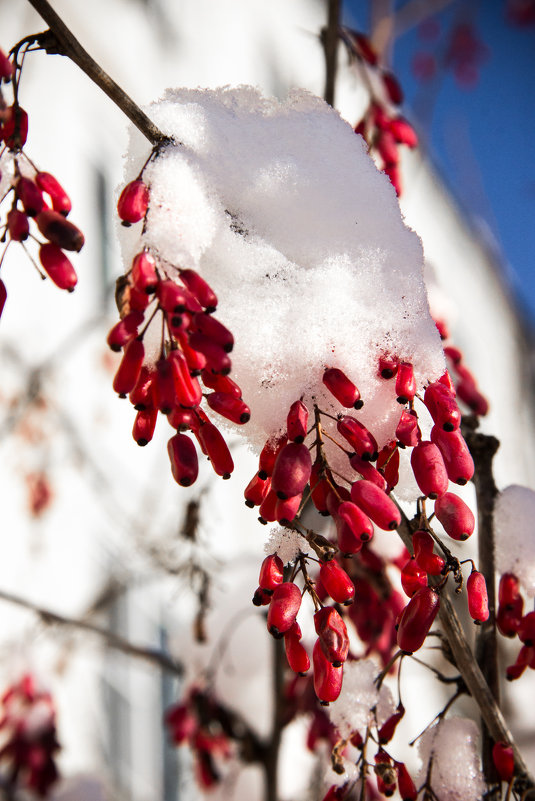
[
  {"x1": 120, "y1": 86, "x2": 444, "y2": 462},
  {"x1": 495, "y1": 484, "x2": 535, "y2": 597},
  {"x1": 418, "y1": 718, "x2": 485, "y2": 801},
  {"x1": 327, "y1": 658, "x2": 380, "y2": 739},
  {"x1": 264, "y1": 525, "x2": 309, "y2": 565}
]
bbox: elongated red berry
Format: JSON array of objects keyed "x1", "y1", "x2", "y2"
[
  {"x1": 323, "y1": 368, "x2": 362, "y2": 409},
  {"x1": 117, "y1": 179, "x2": 149, "y2": 225},
  {"x1": 397, "y1": 587, "x2": 440, "y2": 653},
  {"x1": 271, "y1": 442, "x2": 312, "y2": 500},
  {"x1": 378, "y1": 355, "x2": 398, "y2": 378},
  {"x1": 113, "y1": 338, "x2": 144, "y2": 396},
  {"x1": 36, "y1": 209, "x2": 84, "y2": 252},
  {"x1": 312, "y1": 639, "x2": 343, "y2": 704},
  {"x1": 35, "y1": 171, "x2": 72, "y2": 216},
  {"x1": 244, "y1": 473, "x2": 269, "y2": 508},
  {"x1": 0, "y1": 50, "x2": 13, "y2": 81},
  {"x1": 180, "y1": 268, "x2": 217, "y2": 311},
  {"x1": 39, "y1": 243, "x2": 78, "y2": 291},
  {"x1": 349, "y1": 453, "x2": 386, "y2": 489},
  {"x1": 517, "y1": 611, "x2": 535, "y2": 646},
  {"x1": 314, "y1": 607, "x2": 349, "y2": 666},
  {"x1": 258, "y1": 435, "x2": 287, "y2": 480},
  {"x1": 430, "y1": 426, "x2": 474, "y2": 485},
  {"x1": 275, "y1": 493, "x2": 302, "y2": 523},
  {"x1": 390, "y1": 116, "x2": 418, "y2": 147},
  {"x1": 395, "y1": 762, "x2": 417, "y2": 801},
  {"x1": 107, "y1": 310, "x2": 144, "y2": 352},
  {"x1": 131, "y1": 251, "x2": 158, "y2": 293},
  {"x1": 129, "y1": 365, "x2": 156, "y2": 410},
  {"x1": 3, "y1": 105, "x2": 28, "y2": 149},
  {"x1": 492, "y1": 742, "x2": 515, "y2": 783},
  {"x1": 506, "y1": 645, "x2": 535, "y2": 681},
  {"x1": 284, "y1": 622, "x2": 310, "y2": 674},
  {"x1": 396, "y1": 409, "x2": 420, "y2": 448},
  {"x1": 395, "y1": 362, "x2": 416, "y2": 404},
  {"x1": 168, "y1": 432, "x2": 198, "y2": 486},
  {"x1": 193, "y1": 313, "x2": 233, "y2": 352},
  {"x1": 410, "y1": 441, "x2": 448, "y2": 499},
  {"x1": 267, "y1": 582, "x2": 302, "y2": 636},
  {"x1": 154, "y1": 358, "x2": 176, "y2": 414},
  {"x1": 350, "y1": 479, "x2": 401, "y2": 530},
  {"x1": 133, "y1": 408, "x2": 158, "y2": 446},
  {"x1": 206, "y1": 392, "x2": 250, "y2": 424},
  {"x1": 424, "y1": 381, "x2": 461, "y2": 432},
  {"x1": 499, "y1": 573, "x2": 521, "y2": 607},
  {"x1": 309, "y1": 459, "x2": 332, "y2": 514},
  {"x1": 378, "y1": 704, "x2": 405, "y2": 743},
  {"x1": 188, "y1": 333, "x2": 231, "y2": 375},
  {"x1": 412, "y1": 530, "x2": 445, "y2": 575},
  {"x1": 434, "y1": 492, "x2": 475, "y2": 541},
  {"x1": 252, "y1": 587, "x2": 272, "y2": 606},
  {"x1": 286, "y1": 400, "x2": 308, "y2": 443},
  {"x1": 401, "y1": 557, "x2": 427, "y2": 598},
  {"x1": 335, "y1": 513, "x2": 366, "y2": 555},
  {"x1": 319, "y1": 559, "x2": 355, "y2": 605},
  {"x1": 467, "y1": 570, "x2": 489, "y2": 622},
  {"x1": 16, "y1": 177, "x2": 44, "y2": 217},
  {"x1": 337, "y1": 416, "x2": 378, "y2": 460},
  {"x1": 196, "y1": 422, "x2": 234, "y2": 478},
  {"x1": 0, "y1": 279, "x2": 6, "y2": 320},
  {"x1": 382, "y1": 70, "x2": 403, "y2": 104},
  {"x1": 7, "y1": 208, "x2": 29, "y2": 241},
  {"x1": 497, "y1": 597, "x2": 524, "y2": 638},
  {"x1": 200, "y1": 371, "x2": 241, "y2": 397},
  {"x1": 168, "y1": 350, "x2": 202, "y2": 408},
  {"x1": 259, "y1": 554, "x2": 284, "y2": 592},
  {"x1": 377, "y1": 441, "x2": 400, "y2": 489},
  {"x1": 258, "y1": 488, "x2": 278, "y2": 523}
]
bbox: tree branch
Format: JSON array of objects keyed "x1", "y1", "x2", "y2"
[
  {"x1": 24, "y1": 0, "x2": 169, "y2": 146},
  {"x1": 322, "y1": 0, "x2": 340, "y2": 107},
  {"x1": 0, "y1": 587, "x2": 183, "y2": 677}
]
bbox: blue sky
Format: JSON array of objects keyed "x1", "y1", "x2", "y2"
[{"x1": 344, "y1": 1, "x2": 535, "y2": 321}]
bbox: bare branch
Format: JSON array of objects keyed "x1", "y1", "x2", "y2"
[{"x1": 322, "y1": 0, "x2": 341, "y2": 107}]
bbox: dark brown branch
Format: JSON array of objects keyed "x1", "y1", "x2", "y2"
[
  {"x1": 24, "y1": 0, "x2": 169, "y2": 146},
  {"x1": 322, "y1": 0, "x2": 340, "y2": 107},
  {"x1": 396, "y1": 512, "x2": 533, "y2": 790},
  {"x1": 0, "y1": 587, "x2": 183, "y2": 677}
]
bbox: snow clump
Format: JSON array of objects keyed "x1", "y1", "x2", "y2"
[
  {"x1": 495, "y1": 484, "x2": 535, "y2": 597},
  {"x1": 418, "y1": 717, "x2": 485, "y2": 801},
  {"x1": 120, "y1": 86, "x2": 444, "y2": 453},
  {"x1": 327, "y1": 658, "x2": 394, "y2": 739}
]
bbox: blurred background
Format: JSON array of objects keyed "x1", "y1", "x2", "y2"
[{"x1": 0, "y1": 1, "x2": 534, "y2": 800}]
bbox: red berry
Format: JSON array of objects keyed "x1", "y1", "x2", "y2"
[
  {"x1": 434, "y1": 492, "x2": 475, "y2": 541},
  {"x1": 319, "y1": 559, "x2": 355, "y2": 605},
  {"x1": 378, "y1": 704, "x2": 405, "y2": 744},
  {"x1": 395, "y1": 409, "x2": 421, "y2": 448},
  {"x1": 267, "y1": 582, "x2": 302, "y2": 637},
  {"x1": 107, "y1": 310, "x2": 144, "y2": 352},
  {"x1": 133, "y1": 408, "x2": 158, "y2": 446},
  {"x1": 271, "y1": 441, "x2": 312, "y2": 500},
  {"x1": 244, "y1": 473, "x2": 269, "y2": 508},
  {"x1": 206, "y1": 392, "x2": 250, "y2": 425},
  {"x1": 131, "y1": 251, "x2": 158, "y2": 294},
  {"x1": 286, "y1": 400, "x2": 309, "y2": 443},
  {"x1": 168, "y1": 432, "x2": 198, "y2": 487},
  {"x1": 36, "y1": 209, "x2": 84, "y2": 252},
  {"x1": 424, "y1": 381, "x2": 461, "y2": 432},
  {"x1": 411, "y1": 441, "x2": 448, "y2": 499},
  {"x1": 35, "y1": 172, "x2": 72, "y2": 216},
  {"x1": 113, "y1": 338, "x2": 144, "y2": 396},
  {"x1": 395, "y1": 362, "x2": 416, "y2": 404},
  {"x1": 492, "y1": 742, "x2": 515, "y2": 783},
  {"x1": 517, "y1": 611, "x2": 535, "y2": 646},
  {"x1": 350, "y1": 479, "x2": 401, "y2": 531},
  {"x1": 192, "y1": 312, "x2": 233, "y2": 352},
  {"x1": 7, "y1": 208, "x2": 29, "y2": 242},
  {"x1": 467, "y1": 570, "x2": 489, "y2": 622},
  {"x1": 412, "y1": 530, "x2": 445, "y2": 575},
  {"x1": 259, "y1": 554, "x2": 284, "y2": 592},
  {"x1": 39, "y1": 243, "x2": 78, "y2": 291},
  {"x1": 258, "y1": 435, "x2": 287, "y2": 480},
  {"x1": 2, "y1": 105, "x2": 28, "y2": 149},
  {"x1": 284, "y1": 622, "x2": 310, "y2": 674},
  {"x1": 397, "y1": 587, "x2": 440, "y2": 653},
  {"x1": 196, "y1": 422, "x2": 234, "y2": 478},
  {"x1": 117, "y1": 179, "x2": 149, "y2": 225},
  {"x1": 322, "y1": 368, "x2": 362, "y2": 409},
  {"x1": 312, "y1": 639, "x2": 343, "y2": 704},
  {"x1": 401, "y1": 557, "x2": 428, "y2": 598},
  {"x1": 179, "y1": 268, "x2": 218, "y2": 311},
  {"x1": 16, "y1": 177, "x2": 44, "y2": 217},
  {"x1": 337, "y1": 416, "x2": 378, "y2": 460},
  {"x1": 168, "y1": 350, "x2": 203, "y2": 408},
  {"x1": 430, "y1": 426, "x2": 474, "y2": 485},
  {"x1": 314, "y1": 607, "x2": 349, "y2": 666}
]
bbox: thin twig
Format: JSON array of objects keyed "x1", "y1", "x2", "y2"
[
  {"x1": 322, "y1": 0, "x2": 340, "y2": 107},
  {"x1": 0, "y1": 587, "x2": 183, "y2": 677},
  {"x1": 24, "y1": 0, "x2": 170, "y2": 146}
]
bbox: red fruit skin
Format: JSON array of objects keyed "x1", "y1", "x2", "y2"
[
  {"x1": 312, "y1": 639, "x2": 343, "y2": 704},
  {"x1": 188, "y1": 333, "x2": 231, "y2": 375},
  {"x1": 401, "y1": 558, "x2": 428, "y2": 598},
  {"x1": 499, "y1": 573, "x2": 522, "y2": 606},
  {"x1": 267, "y1": 582, "x2": 302, "y2": 636},
  {"x1": 129, "y1": 365, "x2": 156, "y2": 410},
  {"x1": 395, "y1": 762, "x2": 417, "y2": 801},
  {"x1": 506, "y1": 645, "x2": 535, "y2": 681},
  {"x1": 378, "y1": 355, "x2": 398, "y2": 379},
  {"x1": 286, "y1": 400, "x2": 309, "y2": 443},
  {"x1": 2, "y1": 105, "x2": 28, "y2": 149},
  {"x1": 131, "y1": 251, "x2": 158, "y2": 293},
  {"x1": 275, "y1": 493, "x2": 302, "y2": 523},
  {"x1": 314, "y1": 607, "x2": 349, "y2": 666},
  {"x1": 337, "y1": 415, "x2": 378, "y2": 460},
  {"x1": 168, "y1": 350, "x2": 202, "y2": 408},
  {"x1": 0, "y1": 279, "x2": 6, "y2": 320},
  {"x1": 497, "y1": 598, "x2": 524, "y2": 638},
  {"x1": 258, "y1": 435, "x2": 287, "y2": 479},
  {"x1": 0, "y1": 50, "x2": 14, "y2": 80},
  {"x1": 252, "y1": 587, "x2": 272, "y2": 606},
  {"x1": 36, "y1": 209, "x2": 85, "y2": 252},
  {"x1": 410, "y1": 441, "x2": 448, "y2": 499},
  {"x1": 412, "y1": 530, "x2": 445, "y2": 575},
  {"x1": 259, "y1": 554, "x2": 284, "y2": 592},
  {"x1": 396, "y1": 409, "x2": 421, "y2": 448},
  {"x1": 200, "y1": 370, "x2": 241, "y2": 397},
  {"x1": 319, "y1": 560, "x2": 355, "y2": 605},
  {"x1": 206, "y1": 392, "x2": 250, "y2": 425},
  {"x1": 395, "y1": 362, "x2": 416, "y2": 403},
  {"x1": 378, "y1": 704, "x2": 405, "y2": 744},
  {"x1": 168, "y1": 407, "x2": 200, "y2": 432},
  {"x1": 7, "y1": 208, "x2": 29, "y2": 242},
  {"x1": 335, "y1": 514, "x2": 365, "y2": 556},
  {"x1": 113, "y1": 338, "x2": 145, "y2": 396},
  {"x1": 284, "y1": 623, "x2": 310, "y2": 674},
  {"x1": 244, "y1": 473, "x2": 269, "y2": 508},
  {"x1": 430, "y1": 426, "x2": 474, "y2": 485},
  {"x1": 377, "y1": 442, "x2": 400, "y2": 490},
  {"x1": 117, "y1": 179, "x2": 149, "y2": 225},
  {"x1": 133, "y1": 408, "x2": 158, "y2": 446},
  {"x1": 434, "y1": 491, "x2": 475, "y2": 541},
  {"x1": 467, "y1": 571, "x2": 489, "y2": 622},
  {"x1": 492, "y1": 742, "x2": 515, "y2": 783},
  {"x1": 196, "y1": 422, "x2": 234, "y2": 478},
  {"x1": 35, "y1": 172, "x2": 72, "y2": 216},
  {"x1": 167, "y1": 433, "x2": 199, "y2": 487},
  {"x1": 338, "y1": 500, "x2": 374, "y2": 543},
  {"x1": 397, "y1": 587, "x2": 440, "y2": 653},
  {"x1": 310, "y1": 459, "x2": 332, "y2": 514},
  {"x1": 107, "y1": 310, "x2": 144, "y2": 352},
  {"x1": 192, "y1": 312, "x2": 233, "y2": 352},
  {"x1": 16, "y1": 177, "x2": 44, "y2": 217},
  {"x1": 517, "y1": 611, "x2": 535, "y2": 646},
  {"x1": 180, "y1": 268, "x2": 218, "y2": 311},
  {"x1": 39, "y1": 243, "x2": 78, "y2": 291},
  {"x1": 382, "y1": 70, "x2": 404, "y2": 104},
  {"x1": 350, "y1": 480, "x2": 401, "y2": 531},
  {"x1": 258, "y1": 488, "x2": 278, "y2": 523},
  {"x1": 271, "y1": 441, "x2": 312, "y2": 500},
  {"x1": 349, "y1": 453, "x2": 386, "y2": 489},
  {"x1": 322, "y1": 368, "x2": 362, "y2": 409},
  {"x1": 456, "y1": 375, "x2": 489, "y2": 416},
  {"x1": 424, "y1": 381, "x2": 461, "y2": 432},
  {"x1": 390, "y1": 117, "x2": 418, "y2": 147}
]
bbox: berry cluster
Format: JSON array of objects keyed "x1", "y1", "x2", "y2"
[
  {"x1": 247, "y1": 358, "x2": 489, "y2": 704},
  {"x1": 497, "y1": 573, "x2": 535, "y2": 680},
  {"x1": 0, "y1": 674, "x2": 60, "y2": 797},
  {"x1": 110, "y1": 170, "x2": 250, "y2": 486},
  {"x1": 0, "y1": 46, "x2": 84, "y2": 302},
  {"x1": 339, "y1": 29, "x2": 418, "y2": 195}
]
